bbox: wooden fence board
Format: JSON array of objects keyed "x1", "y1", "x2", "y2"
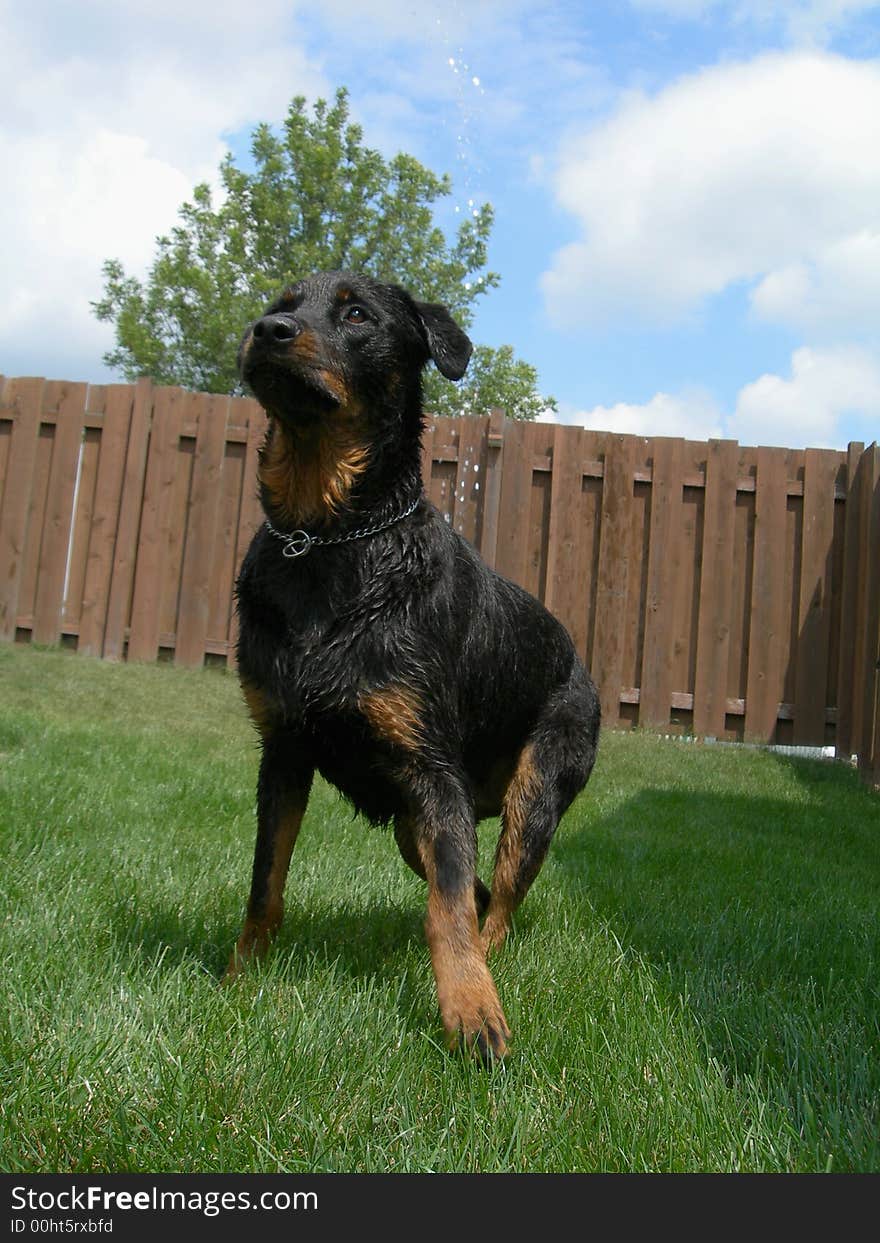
[
  {"x1": 64, "y1": 386, "x2": 107, "y2": 634},
  {"x1": 545, "y1": 423, "x2": 586, "y2": 642},
  {"x1": 744, "y1": 447, "x2": 789, "y2": 741},
  {"x1": 32, "y1": 382, "x2": 87, "y2": 645},
  {"x1": 826, "y1": 470, "x2": 848, "y2": 713},
  {"x1": 781, "y1": 463, "x2": 803, "y2": 715},
  {"x1": 103, "y1": 378, "x2": 153, "y2": 660},
  {"x1": 208, "y1": 435, "x2": 246, "y2": 653},
  {"x1": 175, "y1": 393, "x2": 229, "y2": 667},
  {"x1": 793, "y1": 448, "x2": 838, "y2": 744},
  {"x1": 693, "y1": 440, "x2": 739, "y2": 737},
  {"x1": 728, "y1": 485, "x2": 755, "y2": 714},
  {"x1": 640, "y1": 437, "x2": 684, "y2": 729},
  {"x1": 592, "y1": 435, "x2": 636, "y2": 726},
  {"x1": 858, "y1": 445, "x2": 880, "y2": 785},
  {"x1": 128, "y1": 386, "x2": 184, "y2": 662},
  {"x1": 426, "y1": 417, "x2": 457, "y2": 522},
  {"x1": 0, "y1": 377, "x2": 44, "y2": 639},
  {"x1": 624, "y1": 468, "x2": 651, "y2": 705},
  {"x1": 525, "y1": 425, "x2": 553, "y2": 603},
  {"x1": 78, "y1": 385, "x2": 136, "y2": 657},
  {"x1": 672, "y1": 479, "x2": 702, "y2": 712},
  {"x1": 159, "y1": 420, "x2": 194, "y2": 644},
  {"x1": 0, "y1": 376, "x2": 9, "y2": 493},
  {"x1": 451, "y1": 414, "x2": 486, "y2": 547},
  {"x1": 226, "y1": 398, "x2": 265, "y2": 669},
  {"x1": 63, "y1": 419, "x2": 102, "y2": 633},
  {"x1": 836, "y1": 442, "x2": 866, "y2": 757},
  {"x1": 18, "y1": 420, "x2": 55, "y2": 627},
  {"x1": 477, "y1": 408, "x2": 505, "y2": 568},
  {"x1": 494, "y1": 418, "x2": 533, "y2": 588},
  {"x1": 420, "y1": 418, "x2": 435, "y2": 496}
]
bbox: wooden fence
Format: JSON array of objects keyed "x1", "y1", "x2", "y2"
[{"x1": 1, "y1": 374, "x2": 878, "y2": 786}]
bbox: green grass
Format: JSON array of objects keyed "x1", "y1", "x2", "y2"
[{"x1": 1, "y1": 642, "x2": 878, "y2": 1172}]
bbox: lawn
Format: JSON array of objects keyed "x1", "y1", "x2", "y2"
[{"x1": 1, "y1": 642, "x2": 878, "y2": 1172}]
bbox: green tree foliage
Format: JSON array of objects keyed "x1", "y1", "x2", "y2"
[{"x1": 93, "y1": 88, "x2": 553, "y2": 419}]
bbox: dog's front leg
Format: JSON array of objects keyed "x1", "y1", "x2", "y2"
[
  {"x1": 224, "y1": 733, "x2": 314, "y2": 980},
  {"x1": 411, "y1": 774, "x2": 510, "y2": 1060}
]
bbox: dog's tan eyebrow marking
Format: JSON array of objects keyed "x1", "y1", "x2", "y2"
[{"x1": 334, "y1": 286, "x2": 355, "y2": 303}]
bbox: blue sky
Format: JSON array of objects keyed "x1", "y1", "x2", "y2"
[{"x1": 2, "y1": 0, "x2": 880, "y2": 448}]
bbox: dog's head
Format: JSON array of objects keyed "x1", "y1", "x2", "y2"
[{"x1": 239, "y1": 270, "x2": 472, "y2": 428}]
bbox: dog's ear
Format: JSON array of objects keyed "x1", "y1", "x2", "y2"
[{"x1": 414, "y1": 301, "x2": 473, "y2": 381}]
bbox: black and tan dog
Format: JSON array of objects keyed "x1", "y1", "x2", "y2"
[{"x1": 226, "y1": 270, "x2": 600, "y2": 1059}]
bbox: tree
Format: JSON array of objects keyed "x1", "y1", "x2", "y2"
[
  {"x1": 424, "y1": 345, "x2": 557, "y2": 421},
  {"x1": 92, "y1": 88, "x2": 553, "y2": 419}
]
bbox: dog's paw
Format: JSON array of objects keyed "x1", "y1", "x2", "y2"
[
  {"x1": 439, "y1": 972, "x2": 510, "y2": 1061},
  {"x1": 464, "y1": 1012, "x2": 510, "y2": 1063},
  {"x1": 221, "y1": 919, "x2": 275, "y2": 983},
  {"x1": 479, "y1": 915, "x2": 509, "y2": 957}
]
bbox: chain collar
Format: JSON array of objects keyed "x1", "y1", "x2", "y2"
[{"x1": 263, "y1": 493, "x2": 422, "y2": 558}]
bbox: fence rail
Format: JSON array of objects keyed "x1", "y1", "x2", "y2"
[{"x1": 1, "y1": 374, "x2": 878, "y2": 787}]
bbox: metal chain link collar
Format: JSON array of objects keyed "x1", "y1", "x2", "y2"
[{"x1": 263, "y1": 493, "x2": 422, "y2": 558}]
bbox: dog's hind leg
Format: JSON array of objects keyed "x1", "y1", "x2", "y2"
[
  {"x1": 481, "y1": 666, "x2": 599, "y2": 956},
  {"x1": 394, "y1": 814, "x2": 491, "y2": 917},
  {"x1": 224, "y1": 732, "x2": 314, "y2": 980}
]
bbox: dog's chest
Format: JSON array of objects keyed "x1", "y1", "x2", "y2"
[{"x1": 236, "y1": 544, "x2": 405, "y2": 722}]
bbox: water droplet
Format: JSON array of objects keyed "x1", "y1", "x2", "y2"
[
  {"x1": 472, "y1": 76, "x2": 480, "y2": 86},
  {"x1": 474, "y1": 482, "x2": 480, "y2": 491},
  {"x1": 473, "y1": 463, "x2": 480, "y2": 472},
  {"x1": 448, "y1": 57, "x2": 456, "y2": 66}
]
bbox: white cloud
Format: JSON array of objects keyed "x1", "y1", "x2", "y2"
[
  {"x1": 551, "y1": 388, "x2": 724, "y2": 440},
  {"x1": 629, "y1": 1, "x2": 880, "y2": 44},
  {"x1": 547, "y1": 345, "x2": 880, "y2": 448},
  {"x1": 728, "y1": 344, "x2": 880, "y2": 446},
  {"x1": 750, "y1": 230, "x2": 880, "y2": 332},
  {"x1": 542, "y1": 52, "x2": 880, "y2": 335},
  {"x1": 0, "y1": 1, "x2": 326, "y2": 381}
]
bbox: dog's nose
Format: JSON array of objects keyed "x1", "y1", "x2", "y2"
[{"x1": 251, "y1": 314, "x2": 301, "y2": 345}]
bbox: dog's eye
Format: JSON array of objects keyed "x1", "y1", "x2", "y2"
[{"x1": 342, "y1": 305, "x2": 368, "y2": 324}]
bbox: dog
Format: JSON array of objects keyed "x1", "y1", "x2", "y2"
[{"x1": 226, "y1": 270, "x2": 600, "y2": 1059}]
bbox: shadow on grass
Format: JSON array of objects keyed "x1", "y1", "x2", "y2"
[
  {"x1": 550, "y1": 763, "x2": 880, "y2": 1163},
  {"x1": 110, "y1": 894, "x2": 426, "y2": 983}
]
